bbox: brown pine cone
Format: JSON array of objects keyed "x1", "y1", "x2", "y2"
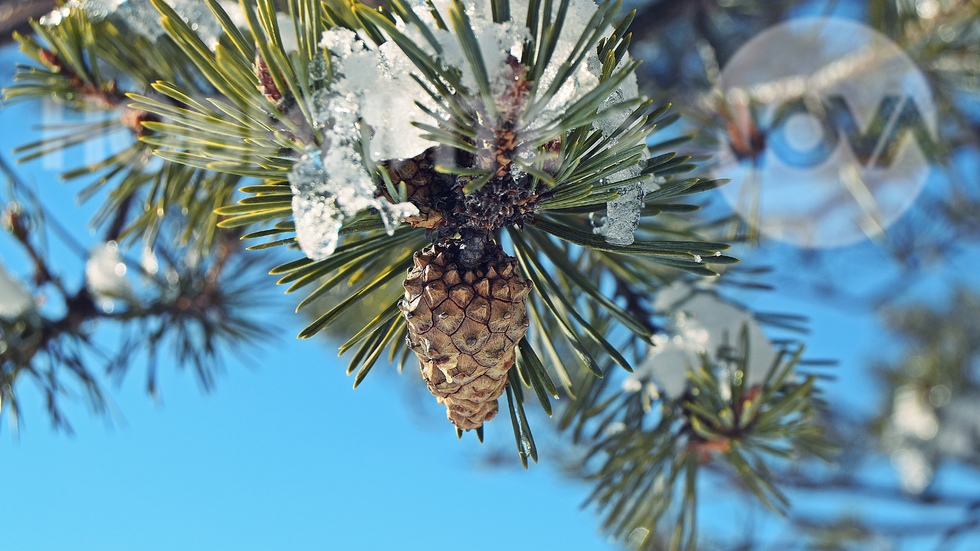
[
  {"x1": 400, "y1": 243, "x2": 532, "y2": 430},
  {"x1": 380, "y1": 147, "x2": 449, "y2": 229}
]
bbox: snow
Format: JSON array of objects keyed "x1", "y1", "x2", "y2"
[
  {"x1": 289, "y1": 154, "x2": 419, "y2": 261},
  {"x1": 295, "y1": 50, "x2": 415, "y2": 262},
  {"x1": 882, "y1": 384, "x2": 941, "y2": 494},
  {"x1": 140, "y1": 245, "x2": 160, "y2": 276},
  {"x1": 45, "y1": 0, "x2": 655, "y2": 261},
  {"x1": 49, "y1": 0, "x2": 242, "y2": 50},
  {"x1": 316, "y1": 0, "x2": 644, "y2": 161},
  {"x1": 892, "y1": 447, "x2": 933, "y2": 494},
  {"x1": 884, "y1": 385, "x2": 980, "y2": 494},
  {"x1": 628, "y1": 281, "x2": 782, "y2": 398},
  {"x1": 891, "y1": 385, "x2": 940, "y2": 441},
  {"x1": 276, "y1": 14, "x2": 299, "y2": 52},
  {"x1": 318, "y1": 28, "x2": 438, "y2": 161},
  {"x1": 0, "y1": 261, "x2": 35, "y2": 320},
  {"x1": 85, "y1": 241, "x2": 136, "y2": 311},
  {"x1": 50, "y1": 0, "x2": 654, "y2": 262}
]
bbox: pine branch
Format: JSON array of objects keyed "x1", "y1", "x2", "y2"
[{"x1": 0, "y1": 155, "x2": 270, "y2": 430}]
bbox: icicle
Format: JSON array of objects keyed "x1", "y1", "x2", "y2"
[
  {"x1": 291, "y1": 191, "x2": 344, "y2": 262},
  {"x1": 593, "y1": 72, "x2": 640, "y2": 135},
  {"x1": 598, "y1": 184, "x2": 643, "y2": 245},
  {"x1": 289, "y1": 154, "x2": 418, "y2": 262}
]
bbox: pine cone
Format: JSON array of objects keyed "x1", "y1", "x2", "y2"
[
  {"x1": 380, "y1": 147, "x2": 453, "y2": 229},
  {"x1": 400, "y1": 243, "x2": 532, "y2": 430}
]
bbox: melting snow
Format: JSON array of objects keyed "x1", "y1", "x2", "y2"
[
  {"x1": 289, "y1": 154, "x2": 419, "y2": 261},
  {"x1": 635, "y1": 281, "x2": 782, "y2": 398},
  {"x1": 49, "y1": 0, "x2": 247, "y2": 50},
  {"x1": 86, "y1": 241, "x2": 136, "y2": 310},
  {"x1": 0, "y1": 262, "x2": 35, "y2": 320}
]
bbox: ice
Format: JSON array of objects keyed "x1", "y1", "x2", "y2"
[
  {"x1": 595, "y1": 163, "x2": 651, "y2": 245},
  {"x1": 379, "y1": 202, "x2": 422, "y2": 234},
  {"x1": 0, "y1": 262, "x2": 35, "y2": 320},
  {"x1": 167, "y1": 0, "x2": 225, "y2": 47},
  {"x1": 594, "y1": 75, "x2": 646, "y2": 246},
  {"x1": 42, "y1": 0, "x2": 113, "y2": 26},
  {"x1": 596, "y1": 184, "x2": 643, "y2": 245},
  {"x1": 423, "y1": 16, "x2": 527, "y2": 99},
  {"x1": 502, "y1": 0, "x2": 610, "y2": 127},
  {"x1": 594, "y1": 71, "x2": 640, "y2": 135},
  {"x1": 289, "y1": 154, "x2": 419, "y2": 261},
  {"x1": 110, "y1": 0, "x2": 171, "y2": 40},
  {"x1": 302, "y1": 0, "x2": 649, "y2": 258},
  {"x1": 291, "y1": 190, "x2": 344, "y2": 262},
  {"x1": 39, "y1": 7, "x2": 70, "y2": 26}
]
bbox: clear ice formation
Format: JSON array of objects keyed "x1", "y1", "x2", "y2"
[{"x1": 289, "y1": 154, "x2": 419, "y2": 262}]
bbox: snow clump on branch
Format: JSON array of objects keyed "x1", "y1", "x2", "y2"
[{"x1": 292, "y1": 0, "x2": 649, "y2": 260}]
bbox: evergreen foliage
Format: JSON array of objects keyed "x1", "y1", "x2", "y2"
[{"x1": 22, "y1": 0, "x2": 980, "y2": 548}]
